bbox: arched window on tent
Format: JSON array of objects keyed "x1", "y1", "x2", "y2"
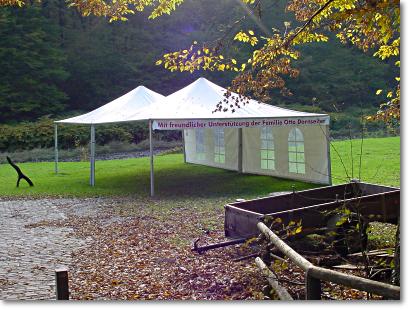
[
  {"x1": 288, "y1": 128, "x2": 305, "y2": 174},
  {"x1": 260, "y1": 127, "x2": 275, "y2": 170},
  {"x1": 214, "y1": 128, "x2": 225, "y2": 164},
  {"x1": 195, "y1": 128, "x2": 205, "y2": 160}
]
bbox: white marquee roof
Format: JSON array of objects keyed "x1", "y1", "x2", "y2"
[
  {"x1": 143, "y1": 77, "x2": 327, "y2": 119},
  {"x1": 56, "y1": 85, "x2": 165, "y2": 124},
  {"x1": 56, "y1": 77, "x2": 328, "y2": 127}
]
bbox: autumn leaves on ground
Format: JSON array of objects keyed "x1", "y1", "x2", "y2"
[{"x1": 63, "y1": 197, "x2": 264, "y2": 300}]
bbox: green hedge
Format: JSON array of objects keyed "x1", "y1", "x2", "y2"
[{"x1": 0, "y1": 117, "x2": 147, "y2": 151}]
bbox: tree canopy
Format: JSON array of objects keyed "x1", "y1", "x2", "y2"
[
  {"x1": 156, "y1": 0, "x2": 400, "y2": 123},
  {"x1": 0, "y1": 0, "x2": 400, "y2": 124},
  {"x1": 0, "y1": 4, "x2": 69, "y2": 120}
]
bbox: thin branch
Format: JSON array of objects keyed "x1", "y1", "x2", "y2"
[
  {"x1": 284, "y1": 0, "x2": 336, "y2": 46},
  {"x1": 319, "y1": 125, "x2": 351, "y2": 180}
]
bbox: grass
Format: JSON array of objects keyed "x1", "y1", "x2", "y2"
[
  {"x1": 0, "y1": 154, "x2": 313, "y2": 198},
  {"x1": 0, "y1": 136, "x2": 400, "y2": 198},
  {"x1": 330, "y1": 136, "x2": 400, "y2": 187}
]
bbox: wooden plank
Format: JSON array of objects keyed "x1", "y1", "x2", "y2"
[{"x1": 349, "y1": 248, "x2": 394, "y2": 257}]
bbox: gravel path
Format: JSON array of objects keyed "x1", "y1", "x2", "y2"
[{"x1": 0, "y1": 198, "x2": 118, "y2": 300}]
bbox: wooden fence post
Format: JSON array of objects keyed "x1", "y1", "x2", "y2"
[
  {"x1": 305, "y1": 268, "x2": 321, "y2": 300},
  {"x1": 55, "y1": 267, "x2": 69, "y2": 300}
]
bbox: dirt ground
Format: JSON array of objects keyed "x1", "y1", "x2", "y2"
[{"x1": 0, "y1": 196, "x2": 264, "y2": 300}]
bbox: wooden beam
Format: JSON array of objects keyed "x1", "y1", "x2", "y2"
[
  {"x1": 55, "y1": 268, "x2": 69, "y2": 300},
  {"x1": 257, "y1": 222, "x2": 312, "y2": 270},
  {"x1": 305, "y1": 269, "x2": 321, "y2": 300},
  {"x1": 255, "y1": 257, "x2": 293, "y2": 300},
  {"x1": 257, "y1": 222, "x2": 400, "y2": 299}
]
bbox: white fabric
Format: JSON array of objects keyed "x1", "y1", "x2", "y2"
[
  {"x1": 56, "y1": 86, "x2": 165, "y2": 124},
  {"x1": 57, "y1": 77, "x2": 328, "y2": 127},
  {"x1": 184, "y1": 128, "x2": 239, "y2": 171},
  {"x1": 241, "y1": 126, "x2": 330, "y2": 184},
  {"x1": 147, "y1": 77, "x2": 328, "y2": 129},
  {"x1": 184, "y1": 125, "x2": 330, "y2": 184}
]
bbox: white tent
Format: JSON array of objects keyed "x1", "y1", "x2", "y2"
[
  {"x1": 55, "y1": 85, "x2": 165, "y2": 185},
  {"x1": 56, "y1": 77, "x2": 331, "y2": 195}
]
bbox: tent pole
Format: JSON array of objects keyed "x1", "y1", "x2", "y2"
[
  {"x1": 182, "y1": 130, "x2": 186, "y2": 163},
  {"x1": 90, "y1": 125, "x2": 96, "y2": 186},
  {"x1": 54, "y1": 124, "x2": 58, "y2": 174},
  {"x1": 149, "y1": 120, "x2": 154, "y2": 197},
  {"x1": 238, "y1": 128, "x2": 243, "y2": 173},
  {"x1": 326, "y1": 124, "x2": 332, "y2": 185}
]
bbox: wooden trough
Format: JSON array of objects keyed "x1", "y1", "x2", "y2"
[{"x1": 224, "y1": 181, "x2": 400, "y2": 239}]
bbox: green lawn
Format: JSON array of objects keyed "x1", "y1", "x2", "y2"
[
  {"x1": 330, "y1": 136, "x2": 400, "y2": 187},
  {"x1": 0, "y1": 136, "x2": 400, "y2": 198}
]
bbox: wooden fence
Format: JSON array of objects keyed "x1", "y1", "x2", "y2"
[{"x1": 256, "y1": 222, "x2": 400, "y2": 300}]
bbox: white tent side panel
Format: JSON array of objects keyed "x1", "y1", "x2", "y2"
[
  {"x1": 184, "y1": 128, "x2": 239, "y2": 171},
  {"x1": 242, "y1": 125, "x2": 330, "y2": 184},
  {"x1": 184, "y1": 124, "x2": 330, "y2": 185}
]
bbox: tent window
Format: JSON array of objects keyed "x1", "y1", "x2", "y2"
[
  {"x1": 288, "y1": 128, "x2": 305, "y2": 174},
  {"x1": 195, "y1": 129, "x2": 205, "y2": 160},
  {"x1": 260, "y1": 127, "x2": 275, "y2": 170},
  {"x1": 214, "y1": 128, "x2": 225, "y2": 163}
]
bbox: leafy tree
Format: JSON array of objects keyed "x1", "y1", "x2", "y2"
[
  {"x1": 0, "y1": 4, "x2": 69, "y2": 122},
  {"x1": 156, "y1": 0, "x2": 400, "y2": 124},
  {"x1": 0, "y1": 0, "x2": 400, "y2": 125}
]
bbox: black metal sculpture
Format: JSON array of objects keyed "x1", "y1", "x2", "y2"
[{"x1": 6, "y1": 156, "x2": 34, "y2": 187}]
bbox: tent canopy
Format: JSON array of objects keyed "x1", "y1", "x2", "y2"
[
  {"x1": 56, "y1": 77, "x2": 328, "y2": 127},
  {"x1": 56, "y1": 85, "x2": 165, "y2": 125},
  {"x1": 156, "y1": 77, "x2": 327, "y2": 118},
  {"x1": 123, "y1": 77, "x2": 329, "y2": 130},
  {"x1": 54, "y1": 77, "x2": 331, "y2": 195}
]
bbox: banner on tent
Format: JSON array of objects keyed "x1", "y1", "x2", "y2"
[{"x1": 153, "y1": 117, "x2": 329, "y2": 130}]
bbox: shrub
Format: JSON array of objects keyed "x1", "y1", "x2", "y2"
[{"x1": 0, "y1": 117, "x2": 182, "y2": 152}]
